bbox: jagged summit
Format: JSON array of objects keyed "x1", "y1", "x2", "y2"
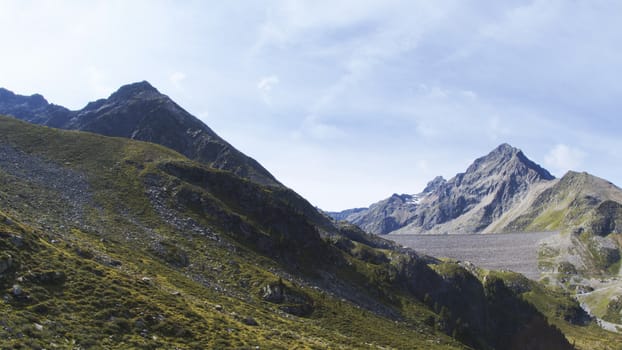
[
  {"x1": 464, "y1": 143, "x2": 554, "y2": 181},
  {"x1": 108, "y1": 80, "x2": 161, "y2": 101},
  {"x1": 0, "y1": 88, "x2": 49, "y2": 107},
  {"x1": 492, "y1": 142, "x2": 516, "y2": 154},
  {"x1": 423, "y1": 176, "x2": 446, "y2": 193},
  {"x1": 0, "y1": 82, "x2": 281, "y2": 187}
]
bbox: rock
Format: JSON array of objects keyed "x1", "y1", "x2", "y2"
[
  {"x1": 242, "y1": 317, "x2": 258, "y2": 326},
  {"x1": 214, "y1": 304, "x2": 223, "y2": 311},
  {"x1": 279, "y1": 304, "x2": 314, "y2": 317},
  {"x1": 33, "y1": 323, "x2": 43, "y2": 331},
  {"x1": 154, "y1": 241, "x2": 190, "y2": 267},
  {"x1": 0, "y1": 254, "x2": 12, "y2": 274},
  {"x1": 29, "y1": 271, "x2": 66, "y2": 285},
  {"x1": 261, "y1": 281, "x2": 314, "y2": 317},
  {"x1": 11, "y1": 284, "x2": 22, "y2": 296},
  {"x1": 75, "y1": 247, "x2": 94, "y2": 259},
  {"x1": 108, "y1": 260, "x2": 122, "y2": 267},
  {"x1": 261, "y1": 283, "x2": 284, "y2": 303},
  {"x1": 10, "y1": 235, "x2": 24, "y2": 248},
  {"x1": 135, "y1": 319, "x2": 146, "y2": 328}
]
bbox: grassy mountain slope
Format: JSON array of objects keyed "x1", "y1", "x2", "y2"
[
  {"x1": 0, "y1": 115, "x2": 604, "y2": 349},
  {"x1": 497, "y1": 171, "x2": 622, "y2": 234},
  {"x1": 0, "y1": 115, "x2": 462, "y2": 349}
]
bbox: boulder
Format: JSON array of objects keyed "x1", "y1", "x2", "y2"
[
  {"x1": 0, "y1": 254, "x2": 12, "y2": 274},
  {"x1": 261, "y1": 283, "x2": 284, "y2": 303},
  {"x1": 11, "y1": 284, "x2": 22, "y2": 296},
  {"x1": 29, "y1": 271, "x2": 66, "y2": 285},
  {"x1": 242, "y1": 317, "x2": 258, "y2": 326},
  {"x1": 260, "y1": 280, "x2": 314, "y2": 317}
]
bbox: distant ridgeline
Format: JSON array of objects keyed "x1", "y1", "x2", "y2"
[{"x1": 330, "y1": 143, "x2": 622, "y2": 237}]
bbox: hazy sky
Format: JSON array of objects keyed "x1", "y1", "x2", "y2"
[{"x1": 2, "y1": 1, "x2": 621, "y2": 211}]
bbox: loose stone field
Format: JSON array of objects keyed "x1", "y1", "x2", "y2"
[{"x1": 388, "y1": 232, "x2": 556, "y2": 280}]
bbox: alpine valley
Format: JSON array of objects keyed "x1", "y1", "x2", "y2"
[
  {"x1": 0, "y1": 82, "x2": 619, "y2": 349},
  {"x1": 331, "y1": 143, "x2": 622, "y2": 342}
]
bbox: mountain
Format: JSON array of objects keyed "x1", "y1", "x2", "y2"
[
  {"x1": 0, "y1": 82, "x2": 280, "y2": 187},
  {"x1": 332, "y1": 144, "x2": 555, "y2": 234},
  {"x1": 492, "y1": 171, "x2": 622, "y2": 235},
  {"x1": 0, "y1": 115, "x2": 592, "y2": 348},
  {"x1": 332, "y1": 143, "x2": 622, "y2": 238}
]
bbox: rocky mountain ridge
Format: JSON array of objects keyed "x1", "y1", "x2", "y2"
[
  {"x1": 332, "y1": 143, "x2": 557, "y2": 234},
  {"x1": 0, "y1": 82, "x2": 280, "y2": 187}
]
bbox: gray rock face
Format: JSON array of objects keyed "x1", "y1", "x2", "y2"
[
  {"x1": 331, "y1": 144, "x2": 555, "y2": 234},
  {"x1": 340, "y1": 193, "x2": 420, "y2": 235},
  {"x1": 261, "y1": 281, "x2": 314, "y2": 317},
  {"x1": 0, "y1": 82, "x2": 280, "y2": 187},
  {"x1": 0, "y1": 88, "x2": 71, "y2": 126}
]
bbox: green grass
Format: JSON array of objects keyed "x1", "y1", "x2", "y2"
[{"x1": 529, "y1": 209, "x2": 566, "y2": 231}]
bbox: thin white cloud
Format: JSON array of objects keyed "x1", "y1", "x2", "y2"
[
  {"x1": 257, "y1": 75, "x2": 280, "y2": 105},
  {"x1": 481, "y1": 0, "x2": 562, "y2": 45},
  {"x1": 488, "y1": 115, "x2": 510, "y2": 141},
  {"x1": 169, "y1": 72, "x2": 186, "y2": 89},
  {"x1": 302, "y1": 115, "x2": 346, "y2": 140},
  {"x1": 544, "y1": 144, "x2": 585, "y2": 176},
  {"x1": 257, "y1": 75, "x2": 279, "y2": 91}
]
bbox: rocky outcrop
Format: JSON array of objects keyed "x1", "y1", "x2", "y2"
[
  {"x1": 339, "y1": 194, "x2": 419, "y2": 234},
  {"x1": 261, "y1": 280, "x2": 314, "y2": 317}
]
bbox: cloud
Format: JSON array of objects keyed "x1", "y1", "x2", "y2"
[
  {"x1": 302, "y1": 115, "x2": 346, "y2": 140},
  {"x1": 544, "y1": 144, "x2": 585, "y2": 175},
  {"x1": 257, "y1": 75, "x2": 279, "y2": 91},
  {"x1": 481, "y1": 0, "x2": 562, "y2": 45},
  {"x1": 257, "y1": 75, "x2": 280, "y2": 104},
  {"x1": 169, "y1": 72, "x2": 186, "y2": 89}
]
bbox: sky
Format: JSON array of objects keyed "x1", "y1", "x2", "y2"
[{"x1": 2, "y1": 0, "x2": 622, "y2": 211}]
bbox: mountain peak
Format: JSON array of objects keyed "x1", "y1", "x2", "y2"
[
  {"x1": 464, "y1": 143, "x2": 553, "y2": 181},
  {"x1": 109, "y1": 81, "x2": 161, "y2": 101},
  {"x1": 423, "y1": 176, "x2": 446, "y2": 193},
  {"x1": 493, "y1": 143, "x2": 519, "y2": 155},
  {"x1": 482, "y1": 143, "x2": 521, "y2": 163},
  {"x1": 0, "y1": 88, "x2": 49, "y2": 108}
]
